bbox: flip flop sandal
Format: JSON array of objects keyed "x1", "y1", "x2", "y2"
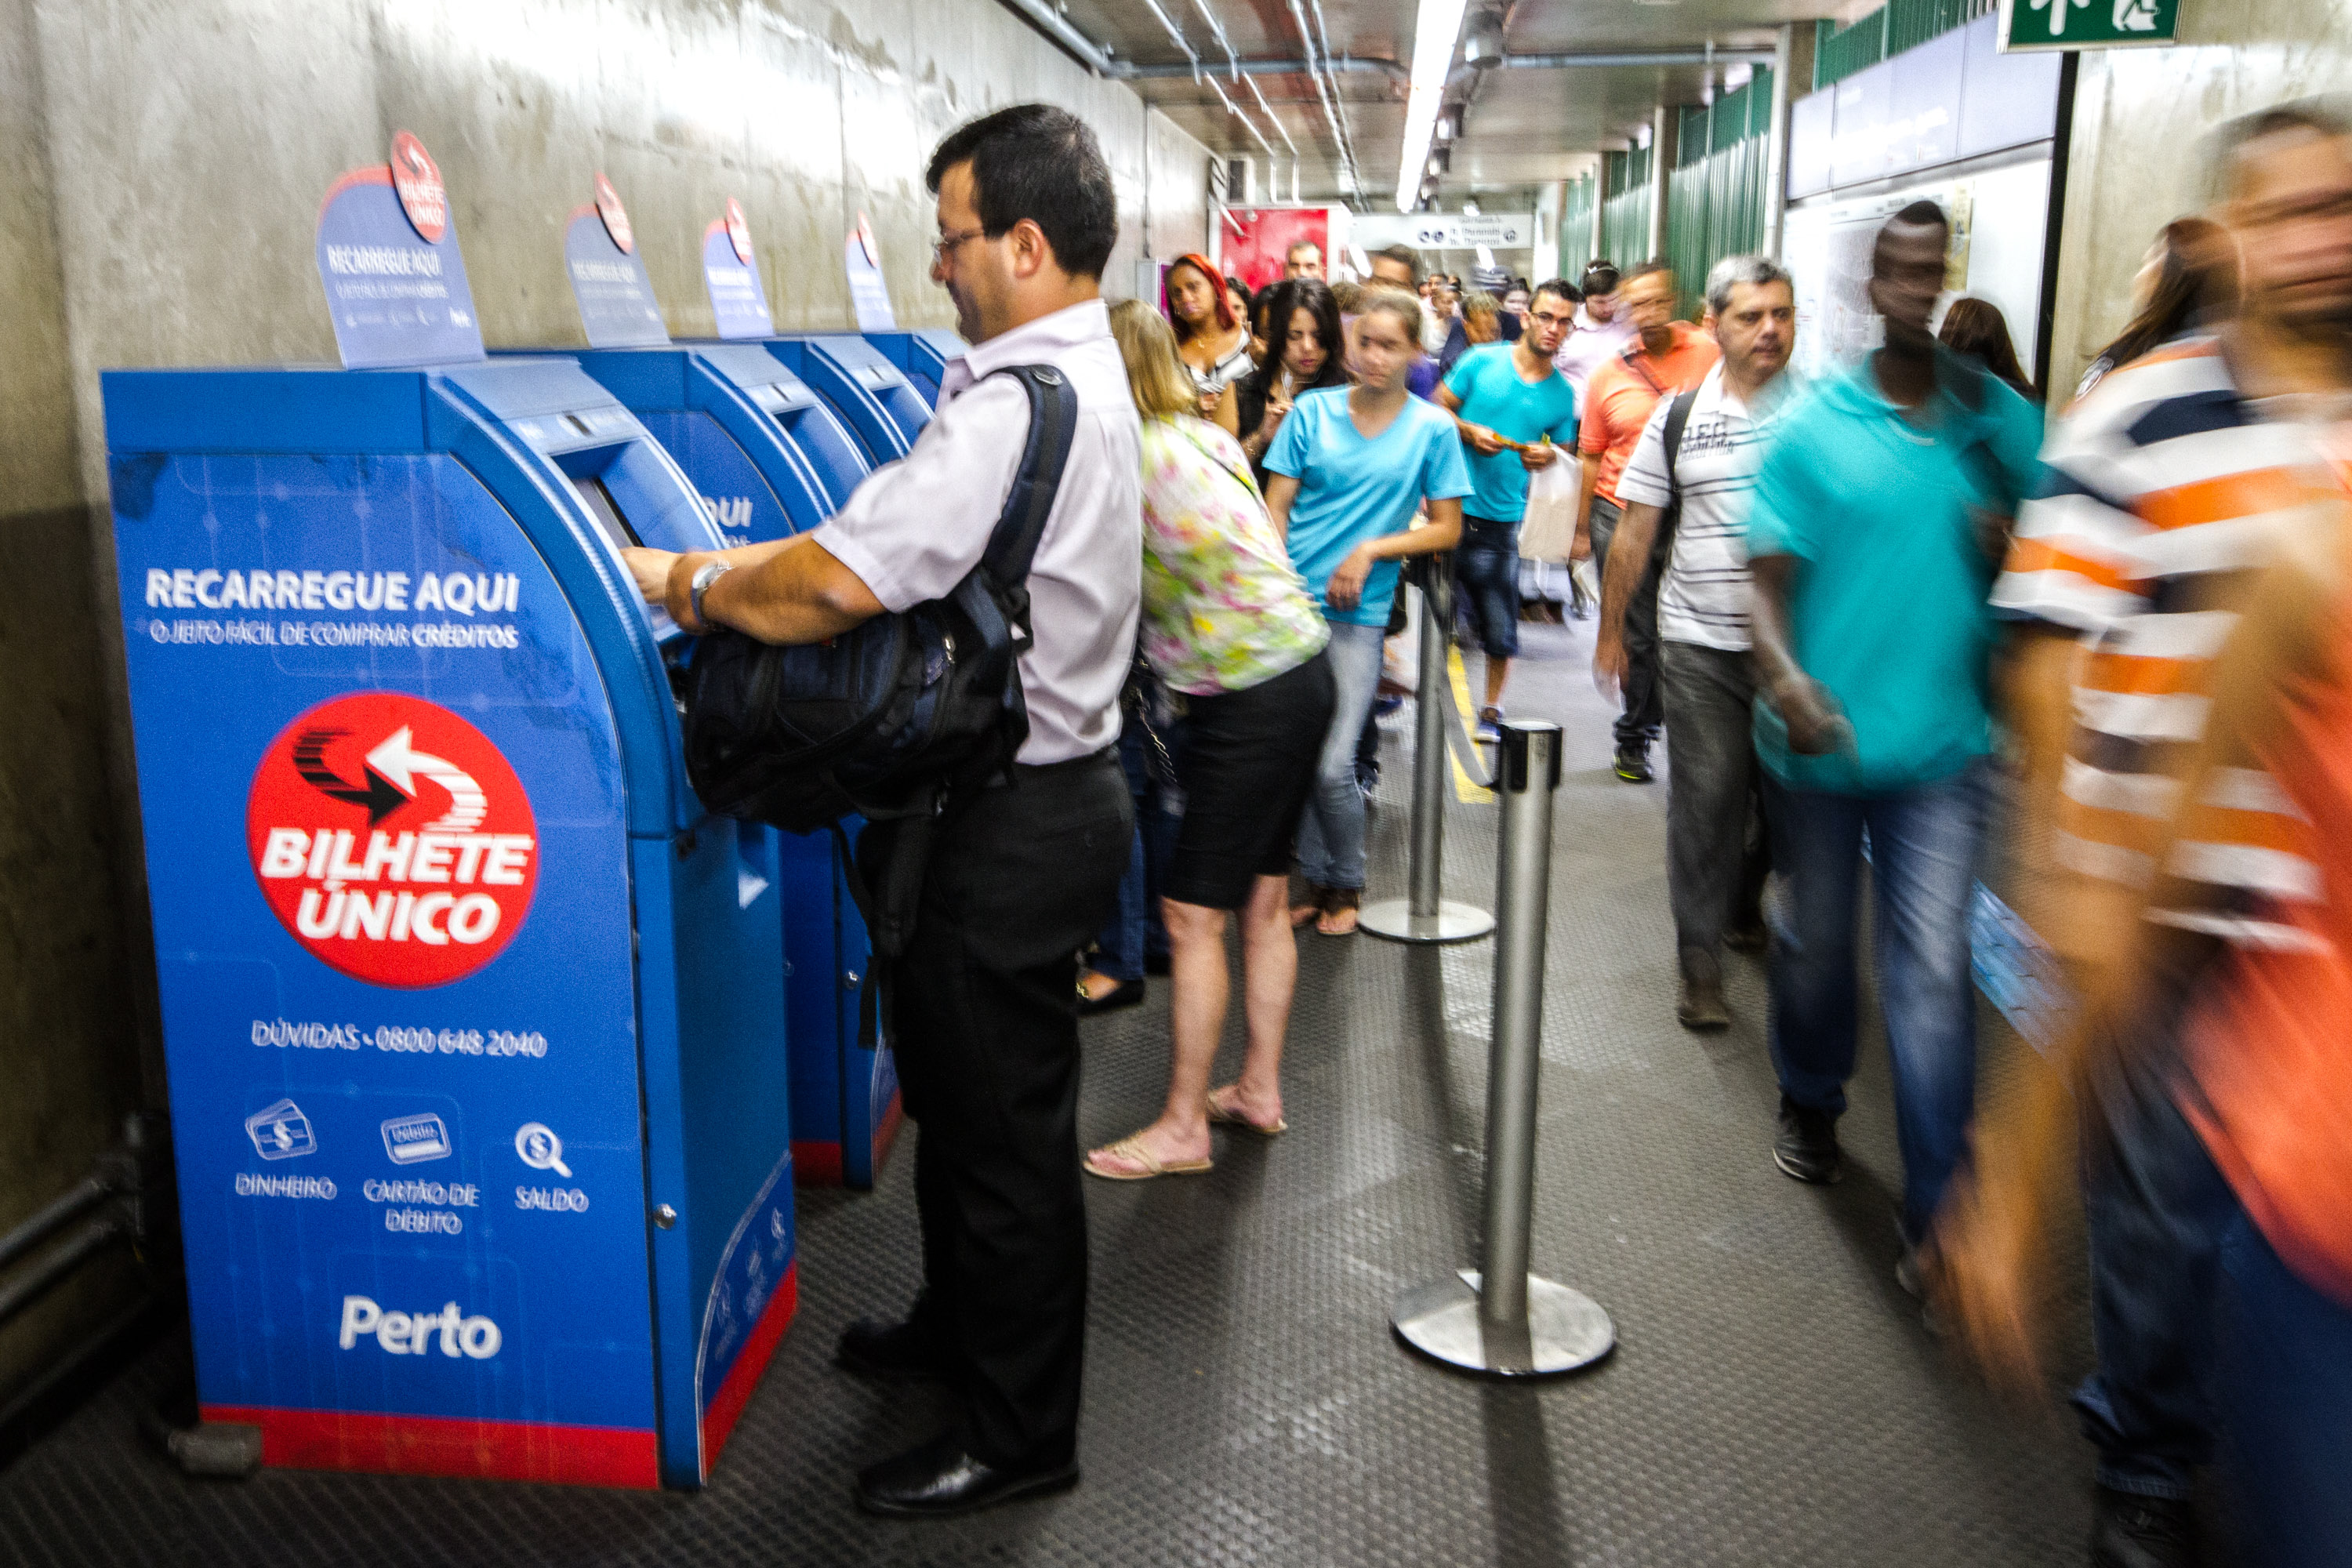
[
  {"x1": 1290, "y1": 881, "x2": 1330, "y2": 930},
  {"x1": 1082, "y1": 1134, "x2": 1213, "y2": 1181},
  {"x1": 1316, "y1": 887, "x2": 1361, "y2": 937},
  {"x1": 1204, "y1": 1087, "x2": 1287, "y2": 1137}
]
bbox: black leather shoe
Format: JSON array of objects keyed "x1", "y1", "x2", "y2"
[
  {"x1": 834, "y1": 1316, "x2": 956, "y2": 1385},
  {"x1": 2090, "y1": 1488, "x2": 2200, "y2": 1568},
  {"x1": 1076, "y1": 975, "x2": 1145, "y2": 1017},
  {"x1": 855, "y1": 1429, "x2": 1080, "y2": 1518}
]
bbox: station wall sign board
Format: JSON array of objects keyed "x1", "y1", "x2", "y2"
[
  {"x1": 1350, "y1": 212, "x2": 1537, "y2": 254},
  {"x1": 2000, "y1": 0, "x2": 2181, "y2": 49},
  {"x1": 1788, "y1": 13, "x2": 2063, "y2": 200}
]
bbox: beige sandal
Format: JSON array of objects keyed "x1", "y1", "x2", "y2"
[
  {"x1": 1290, "y1": 880, "x2": 1330, "y2": 930},
  {"x1": 1205, "y1": 1085, "x2": 1288, "y2": 1136},
  {"x1": 1083, "y1": 1133, "x2": 1213, "y2": 1181}
]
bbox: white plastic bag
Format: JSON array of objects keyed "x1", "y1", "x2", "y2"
[{"x1": 1517, "y1": 451, "x2": 1580, "y2": 563}]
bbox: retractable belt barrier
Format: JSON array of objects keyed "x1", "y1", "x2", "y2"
[
  {"x1": 1391, "y1": 722, "x2": 1617, "y2": 1378},
  {"x1": 1359, "y1": 560, "x2": 1495, "y2": 945}
]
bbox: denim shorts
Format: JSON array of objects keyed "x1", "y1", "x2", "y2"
[{"x1": 1455, "y1": 514, "x2": 1521, "y2": 659}]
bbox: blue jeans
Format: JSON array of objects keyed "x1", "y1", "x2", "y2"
[
  {"x1": 1455, "y1": 514, "x2": 1521, "y2": 659},
  {"x1": 2073, "y1": 1038, "x2": 2234, "y2": 1500},
  {"x1": 1091, "y1": 707, "x2": 1182, "y2": 982},
  {"x1": 2218, "y1": 1208, "x2": 2352, "y2": 1566},
  {"x1": 1297, "y1": 620, "x2": 1387, "y2": 891},
  {"x1": 1763, "y1": 763, "x2": 1985, "y2": 1242}
]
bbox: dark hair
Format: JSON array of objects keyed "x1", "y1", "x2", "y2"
[
  {"x1": 1374, "y1": 243, "x2": 1424, "y2": 285},
  {"x1": 1531, "y1": 276, "x2": 1581, "y2": 310},
  {"x1": 1581, "y1": 260, "x2": 1621, "y2": 295},
  {"x1": 2093, "y1": 216, "x2": 2237, "y2": 378},
  {"x1": 1620, "y1": 257, "x2": 1674, "y2": 289},
  {"x1": 1890, "y1": 199, "x2": 1950, "y2": 231},
  {"x1": 924, "y1": 104, "x2": 1116, "y2": 278},
  {"x1": 1225, "y1": 276, "x2": 1252, "y2": 311},
  {"x1": 1245, "y1": 279, "x2": 1350, "y2": 401},
  {"x1": 1938, "y1": 297, "x2": 2035, "y2": 401}
]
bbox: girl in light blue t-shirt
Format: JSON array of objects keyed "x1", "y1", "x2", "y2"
[{"x1": 1263, "y1": 291, "x2": 1472, "y2": 935}]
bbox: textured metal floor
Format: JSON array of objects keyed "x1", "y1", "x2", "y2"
[{"x1": 0, "y1": 615, "x2": 2098, "y2": 1566}]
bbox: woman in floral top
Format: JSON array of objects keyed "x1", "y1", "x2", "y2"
[{"x1": 1082, "y1": 300, "x2": 1337, "y2": 1181}]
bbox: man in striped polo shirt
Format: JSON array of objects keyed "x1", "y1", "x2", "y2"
[
  {"x1": 1992, "y1": 103, "x2": 2352, "y2": 1568},
  {"x1": 1595, "y1": 255, "x2": 1798, "y2": 1030}
]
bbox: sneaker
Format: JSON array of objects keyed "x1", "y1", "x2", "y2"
[
  {"x1": 1895, "y1": 1240, "x2": 1947, "y2": 1336},
  {"x1": 1371, "y1": 694, "x2": 1404, "y2": 719},
  {"x1": 1771, "y1": 1094, "x2": 1842, "y2": 1185},
  {"x1": 1676, "y1": 973, "x2": 1730, "y2": 1031},
  {"x1": 2089, "y1": 1488, "x2": 2200, "y2": 1568},
  {"x1": 1356, "y1": 764, "x2": 1378, "y2": 805},
  {"x1": 1613, "y1": 741, "x2": 1653, "y2": 783},
  {"x1": 1475, "y1": 706, "x2": 1504, "y2": 743}
]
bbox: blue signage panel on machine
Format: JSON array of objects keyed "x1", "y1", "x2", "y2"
[
  {"x1": 859, "y1": 329, "x2": 968, "y2": 410},
  {"x1": 552, "y1": 341, "x2": 904, "y2": 1188},
  {"x1": 107, "y1": 349, "x2": 800, "y2": 1490},
  {"x1": 757, "y1": 335, "x2": 933, "y2": 465}
]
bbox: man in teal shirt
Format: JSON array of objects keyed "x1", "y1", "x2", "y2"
[
  {"x1": 1744, "y1": 202, "x2": 2043, "y2": 1295},
  {"x1": 1439, "y1": 279, "x2": 1580, "y2": 735}
]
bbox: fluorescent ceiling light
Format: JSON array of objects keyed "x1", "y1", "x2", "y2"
[{"x1": 1392, "y1": 0, "x2": 1468, "y2": 211}]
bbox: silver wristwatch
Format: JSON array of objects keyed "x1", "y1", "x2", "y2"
[{"x1": 688, "y1": 560, "x2": 733, "y2": 627}]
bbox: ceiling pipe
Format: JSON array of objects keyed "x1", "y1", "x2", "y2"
[{"x1": 992, "y1": 0, "x2": 1771, "y2": 80}]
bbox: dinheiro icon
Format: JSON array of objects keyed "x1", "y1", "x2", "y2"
[{"x1": 247, "y1": 693, "x2": 538, "y2": 988}]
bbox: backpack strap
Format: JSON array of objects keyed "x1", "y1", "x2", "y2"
[
  {"x1": 1650, "y1": 382, "x2": 1704, "y2": 569},
  {"x1": 978, "y1": 364, "x2": 1083, "y2": 626}
]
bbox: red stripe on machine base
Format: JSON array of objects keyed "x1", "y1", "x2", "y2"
[
  {"x1": 699, "y1": 1260, "x2": 799, "y2": 1472},
  {"x1": 872, "y1": 1089, "x2": 905, "y2": 1173},
  {"x1": 201, "y1": 1404, "x2": 659, "y2": 1488},
  {"x1": 791, "y1": 1138, "x2": 844, "y2": 1185}
]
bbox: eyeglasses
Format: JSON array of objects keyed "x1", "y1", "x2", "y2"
[{"x1": 931, "y1": 227, "x2": 989, "y2": 263}]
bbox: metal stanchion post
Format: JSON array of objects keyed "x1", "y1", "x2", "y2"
[
  {"x1": 1359, "y1": 562, "x2": 1494, "y2": 945},
  {"x1": 1391, "y1": 721, "x2": 1615, "y2": 1377}
]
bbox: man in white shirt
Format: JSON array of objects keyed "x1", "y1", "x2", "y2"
[
  {"x1": 1550, "y1": 260, "x2": 1638, "y2": 406},
  {"x1": 623, "y1": 104, "x2": 1139, "y2": 1518},
  {"x1": 1593, "y1": 255, "x2": 1796, "y2": 1031}
]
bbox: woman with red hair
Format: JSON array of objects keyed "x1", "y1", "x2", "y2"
[{"x1": 1163, "y1": 252, "x2": 1248, "y2": 435}]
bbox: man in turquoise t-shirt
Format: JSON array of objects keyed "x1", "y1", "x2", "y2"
[
  {"x1": 1439, "y1": 279, "x2": 1580, "y2": 735},
  {"x1": 1744, "y1": 202, "x2": 2043, "y2": 1293}
]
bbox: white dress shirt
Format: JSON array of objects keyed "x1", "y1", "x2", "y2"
[{"x1": 811, "y1": 298, "x2": 1142, "y2": 764}]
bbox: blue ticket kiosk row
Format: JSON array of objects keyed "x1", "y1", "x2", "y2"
[
  {"x1": 759, "y1": 335, "x2": 933, "y2": 463},
  {"x1": 858, "y1": 328, "x2": 966, "y2": 409},
  {"x1": 555, "y1": 343, "x2": 904, "y2": 1188},
  {"x1": 107, "y1": 358, "x2": 800, "y2": 1490}
]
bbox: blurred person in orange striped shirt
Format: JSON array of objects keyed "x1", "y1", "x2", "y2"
[{"x1": 1955, "y1": 100, "x2": 2352, "y2": 1568}]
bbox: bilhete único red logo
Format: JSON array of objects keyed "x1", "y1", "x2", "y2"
[
  {"x1": 391, "y1": 131, "x2": 448, "y2": 245},
  {"x1": 248, "y1": 693, "x2": 536, "y2": 988}
]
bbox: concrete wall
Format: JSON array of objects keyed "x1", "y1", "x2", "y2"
[
  {"x1": 0, "y1": 0, "x2": 1208, "y2": 1417},
  {"x1": 2047, "y1": 0, "x2": 2352, "y2": 394}
]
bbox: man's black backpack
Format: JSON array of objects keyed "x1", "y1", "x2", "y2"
[{"x1": 676, "y1": 364, "x2": 1079, "y2": 835}]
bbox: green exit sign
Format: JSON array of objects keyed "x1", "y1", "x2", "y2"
[{"x1": 2000, "y1": 0, "x2": 2180, "y2": 48}]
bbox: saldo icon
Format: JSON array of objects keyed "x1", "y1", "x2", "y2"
[
  {"x1": 381, "y1": 1112, "x2": 452, "y2": 1164},
  {"x1": 245, "y1": 1098, "x2": 317, "y2": 1161},
  {"x1": 514, "y1": 1122, "x2": 572, "y2": 1178}
]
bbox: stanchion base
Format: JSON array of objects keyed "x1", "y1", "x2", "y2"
[
  {"x1": 1391, "y1": 1270, "x2": 1614, "y2": 1378},
  {"x1": 1357, "y1": 899, "x2": 1494, "y2": 945}
]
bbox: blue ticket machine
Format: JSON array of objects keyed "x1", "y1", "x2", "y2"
[
  {"x1": 556, "y1": 343, "x2": 903, "y2": 1189},
  {"x1": 106, "y1": 357, "x2": 798, "y2": 1489},
  {"x1": 861, "y1": 328, "x2": 967, "y2": 409},
  {"x1": 759, "y1": 335, "x2": 932, "y2": 465}
]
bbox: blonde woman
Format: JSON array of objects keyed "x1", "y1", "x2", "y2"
[{"x1": 1082, "y1": 300, "x2": 1338, "y2": 1180}]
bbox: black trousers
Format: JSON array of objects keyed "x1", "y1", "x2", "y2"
[
  {"x1": 1588, "y1": 495, "x2": 1664, "y2": 749},
  {"x1": 868, "y1": 750, "x2": 1131, "y2": 1466}
]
